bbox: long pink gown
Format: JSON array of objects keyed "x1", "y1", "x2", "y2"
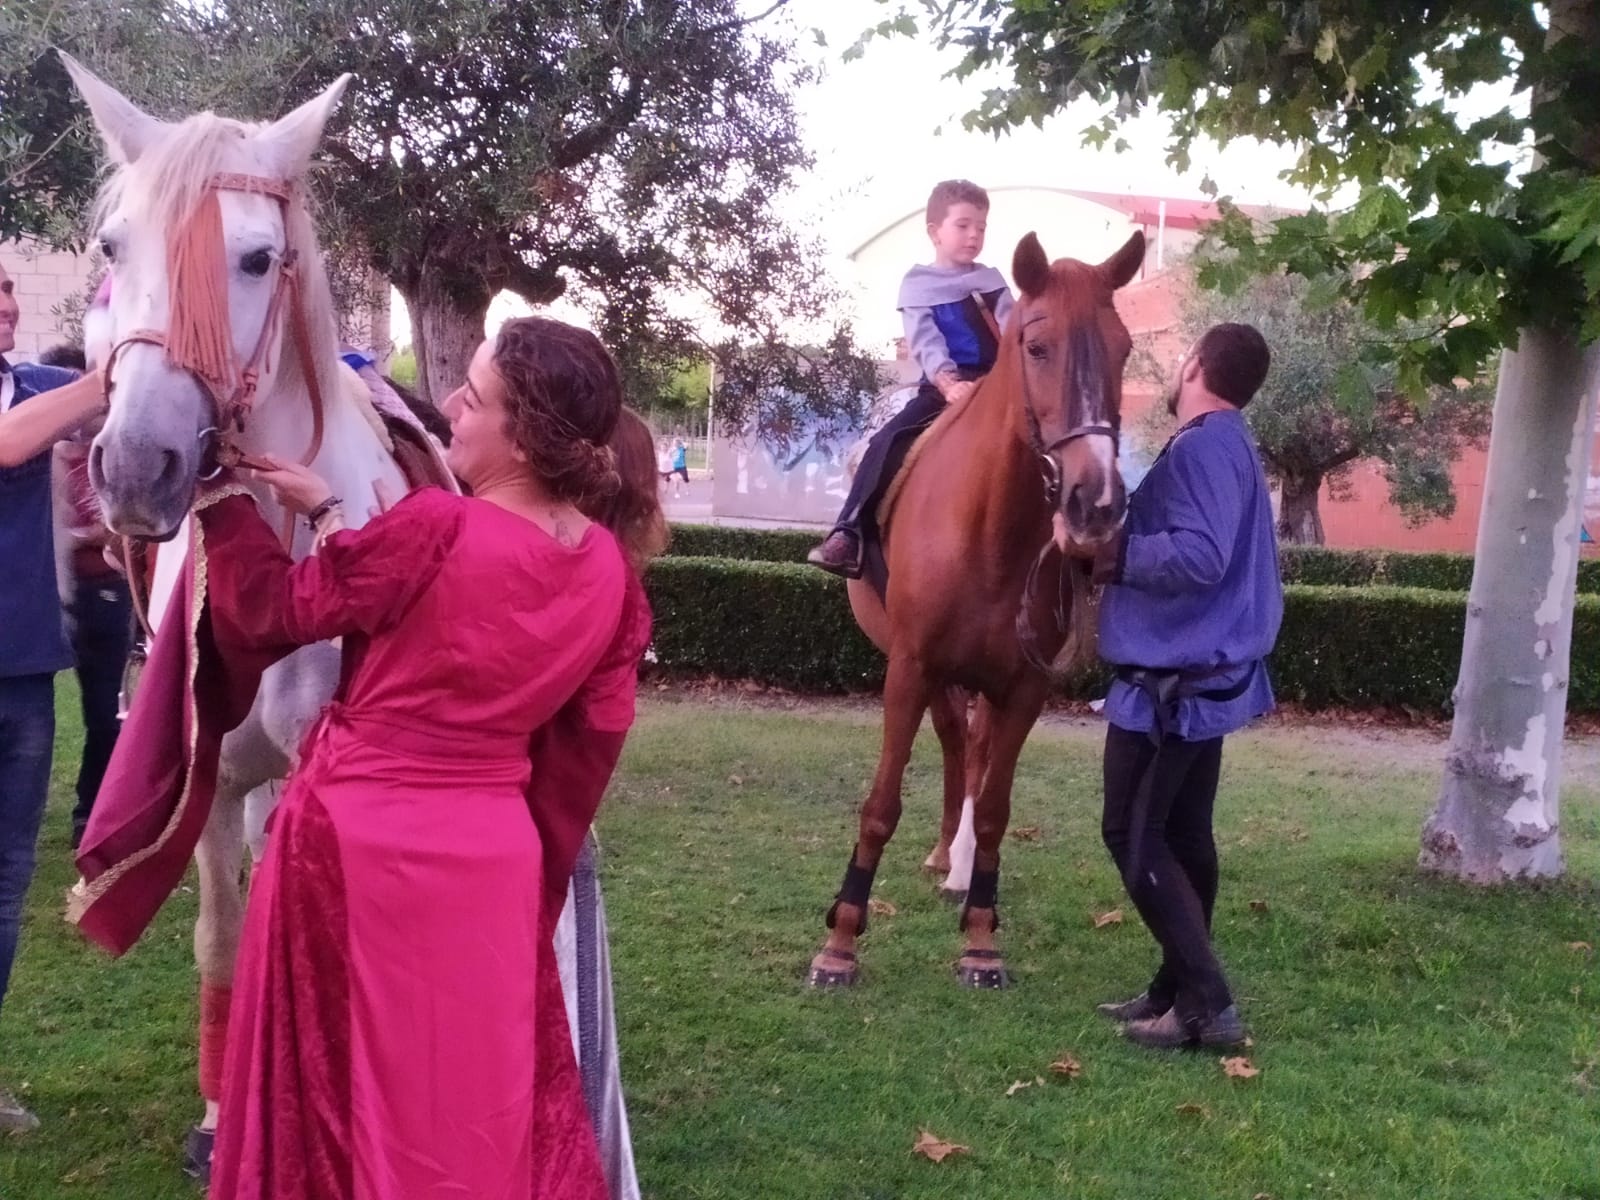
[{"x1": 192, "y1": 487, "x2": 649, "y2": 1200}]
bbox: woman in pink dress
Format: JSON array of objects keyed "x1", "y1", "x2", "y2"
[{"x1": 197, "y1": 317, "x2": 653, "y2": 1200}]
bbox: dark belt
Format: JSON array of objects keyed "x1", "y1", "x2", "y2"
[{"x1": 1115, "y1": 664, "x2": 1257, "y2": 746}]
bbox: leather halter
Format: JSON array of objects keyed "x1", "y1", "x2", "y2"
[
  {"x1": 102, "y1": 172, "x2": 327, "y2": 479},
  {"x1": 972, "y1": 297, "x2": 1119, "y2": 508}
]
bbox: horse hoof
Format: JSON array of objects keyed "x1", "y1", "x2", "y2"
[
  {"x1": 808, "y1": 963, "x2": 860, "y2": 988},
  {"x1": 182, "y1": 1124, "x2": 214, "y2": 1188},
  {"x1": 808, "y1": 949, "x2": 860, "y2": 989},
  {"x1": 939, "y1": 887, "x2": 968, "y2": 906},
  {"x1": 954, "y1": 962, "x2": 1012, "y2": 989}
]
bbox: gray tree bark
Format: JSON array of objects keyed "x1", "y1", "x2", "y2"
[
  {"x1": 1420, "y1": 331, "x2": 1600, "y2": 881},
  {"x1": 401, "y1": 276, "x2": 489, "y2": 409},
  {"x1": 1276, "y1": 470, "x2": 1326, "y2": 545}
]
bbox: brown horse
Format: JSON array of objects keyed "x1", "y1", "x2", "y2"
[{"x1": 809, "y1": 230, "x2": 1145, "y2": 988}]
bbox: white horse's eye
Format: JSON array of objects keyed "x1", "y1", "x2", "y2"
[
  {"x1": 98, "y1": 237, "x2": 117, "y2": 263},
  {"x1": 241, "y1": 249, "x2": 273, "y2": 278}
]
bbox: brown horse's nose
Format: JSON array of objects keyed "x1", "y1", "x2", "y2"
[{"x1": 1065, "y1": 480, "x2": 1125, "y2": 540}]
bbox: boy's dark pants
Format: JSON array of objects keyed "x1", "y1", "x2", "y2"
[
  {"x1": 832, "y1": 382, "x2": 946, "y2": 541},
  {"x1": 1101, "y1": 723, "x2": 1234, "y2": 1025}
]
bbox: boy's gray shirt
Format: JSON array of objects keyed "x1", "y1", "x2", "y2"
[{"x1": 897, "y1": 263, "x2": 1014, "y2": 383}]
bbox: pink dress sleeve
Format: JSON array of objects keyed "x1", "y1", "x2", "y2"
[
  {"x1": 198, "y1": 487, "x2": 463, "y2": 655},
  {"x1": 525, "y1": 571, "x2": 654, "y2": 929}
]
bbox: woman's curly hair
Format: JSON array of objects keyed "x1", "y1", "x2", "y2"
[
  {"x1": 491, "y1": 317, "x2": 622, "y2": 510},
  {"x1": 587, "y1": 408, "x2": 670, "y2": 574}
]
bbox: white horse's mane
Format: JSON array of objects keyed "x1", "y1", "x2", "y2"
[{"x1": 93, "y1": 111, "x2": 340, "y2": 406}]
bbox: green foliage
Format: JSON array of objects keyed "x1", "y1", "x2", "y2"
[
  {"x1": 3, "y1": 0, "x2": 880, "y2": 440},
  {"x1": 386, "y1": 346, "x2": 417, "y2": 389},
  {"x1": 1141, "y1": 267, "x2": 1492, "y2": 542},
  {"x1": 666, "y1": 524, "x2": 817, "y2": 563},
  {"x1": 664, "y1": 523, "x2": 1600, "y2": 594},
  {"x1": 645, "y1": 555, "x2": 1600, "y2": 710},
  {"x1": 879, "y1": 0, "x2": 1600, "y2": 385},
  {"x1": 708, "y1": 328, "x2": 886, "y2": 457}
]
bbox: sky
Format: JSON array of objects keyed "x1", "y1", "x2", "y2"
[{"x1": 400, "y1": 3, "x2": 1323, "y2": 348}]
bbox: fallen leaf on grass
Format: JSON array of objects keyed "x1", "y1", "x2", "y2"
[
  {"x1": 1093, "y1": 909, "x2": 1123, "y2": 928},
  {"x1": 1253, "y1": 1194, "x2": 1276, "y2": 1200},
  {"x1": 1567, "y1": 941, "x2": 1593, "y2": 952},
  {"x1": 1010, "y1": 825, "x2": 1043, "y2": 842},
  {"x1": 868, "y1": 898, "x2": 898, "y2": 917},
  {"x1": 1221, "y1": 1056, "x2": 1260, "y2": 1079},
  {"x1": 727, "y1": 774, "x2": 744, "y2": 786},
  {"x1": 1175, "y1": 1102, "x2": 1210, "y2": 1117},
  {"x1": 1049, "y1": 1054, "x2": 1083, "y2": 1079},
  {"x1": 1248, "y1": 899, "x2": 1270, "y2": 913},
  {"x1": 1005, "y1": 1077, "x2": 1043, "y2": 1096},
  {"x1": 912, "y1": 1129, "x2": 970, "y2": 1163}
]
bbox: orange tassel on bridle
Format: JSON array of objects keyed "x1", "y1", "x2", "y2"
[{"x1": 164, "y1": 189, "x2": 238, "y2": 403}]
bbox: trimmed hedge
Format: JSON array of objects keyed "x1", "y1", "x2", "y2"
[
  {"x1": 667, "y1": 523, "x2": 818, "y2": 564},
  {"x1": 645, "y1": 556, "x2": 1600, "y2": 714},
  {"x1": 668, "y1": 522, "x2": 1600, "y2": 594}
]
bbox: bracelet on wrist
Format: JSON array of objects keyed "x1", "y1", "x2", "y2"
[{"x1": 305, "y1": 495, "x2": 343, "y2": 530}]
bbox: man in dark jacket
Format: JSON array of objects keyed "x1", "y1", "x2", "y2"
[{"x1": 1069, "y1": 322, "x2": 1281, "y2": 1050}]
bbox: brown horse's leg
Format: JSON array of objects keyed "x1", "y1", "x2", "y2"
[
  {"x1": 955, "y1": 682, "x2": 1048, "y2": 989},
  {"x1": 939, "y1": 695, "x2": 993, "y2": 900},
  {"x1": 921, "y1": 687, "x2": 968, "y2": 877},
  {"x1": 809, "y1": 654, "x2": 934, "y2": 988}
]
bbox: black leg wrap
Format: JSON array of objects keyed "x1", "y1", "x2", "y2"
[
  {"x1": 825, "y1": 854, "x2": 878, "y2": 936},
  {"x1": 959, "y1": 867, "x2": 1001, "y2": 932}
]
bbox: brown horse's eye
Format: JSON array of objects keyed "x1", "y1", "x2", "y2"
[
  {"x1": 1026, "y1": 342, "x2": 1047, "y2": 361},
  {"x1": 241, "y1": 249, "x2": 273, "y2": 278}
]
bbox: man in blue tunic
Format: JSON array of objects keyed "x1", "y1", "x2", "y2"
[
  {"x1": 1071, "y1": 322, "x2": 1281, "y2": 1049},
  {"x1": 0, "y1": 263, "x2": 103, "y2": 1130}
]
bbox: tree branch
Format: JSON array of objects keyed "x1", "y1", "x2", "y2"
[{"x1": 702, "y1": 0, "x2": 793, "y2": 36}]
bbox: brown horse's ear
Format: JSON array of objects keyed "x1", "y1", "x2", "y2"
[
  {"x1": 1100, "y1": 231, "x2": 1147, "y2": 290},
  {"x1": 1013, "y1": 232, "x2": 1052, "y2": 297}
]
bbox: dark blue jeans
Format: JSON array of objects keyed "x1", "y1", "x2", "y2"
[
  {"x1": 0, "y1": 673, "x2": 56, "y2": 1019},
  {"x1": 69, "y1": 575, "x2": 133, "y2": 839}
]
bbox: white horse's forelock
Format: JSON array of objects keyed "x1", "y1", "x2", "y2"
[{"x1": 93, "y1": 111, "x2": 340, "y2": 407}]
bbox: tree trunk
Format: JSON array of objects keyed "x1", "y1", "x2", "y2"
[
  {"x1": 400, "y1": 274, "x2": 490, "y2": 408},
  {"x1": 1276, "y1": 471, "x2": 1325, "y2": 544},
  {"x1": 1420, "y1": 330, "x2": 1600, "y2": 882}
]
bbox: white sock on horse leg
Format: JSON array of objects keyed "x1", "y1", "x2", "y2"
[{"x1": 941, "y1": 796, "x2": 977, "y2": 894}]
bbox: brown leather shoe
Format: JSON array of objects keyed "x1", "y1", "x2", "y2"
[
  {"x1": 1123, "y1": 1004, "x2": 1247, "y2": 1050},
  {"x1": 1095, "y1": 991, "x2": 1169, "y2": 1023},
  {"x1": 807, "y1": 530, "x2": 861, "y2": 578}
]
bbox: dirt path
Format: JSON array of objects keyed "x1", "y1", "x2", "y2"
[{"x1": 640, "y1": 681, "x2": 1600, "y2": 784}]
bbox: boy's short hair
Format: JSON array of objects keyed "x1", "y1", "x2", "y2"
[
  {"x1": 926, "y1": 179, "x2": 990, "y2": 226},
  {"x1": 1194, "y1": 323, "x2": 1271, "y2": 408}
]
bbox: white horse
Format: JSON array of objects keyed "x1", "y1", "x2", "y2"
[
  {"x1": 62, "y1": 56, "x2": 409, "y2": 1153},
  {"x1": 64, "y1": 60, "x2": 642, "y2": 1200}
]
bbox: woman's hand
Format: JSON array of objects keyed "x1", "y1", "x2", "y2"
[{"x1": 245, "y1": 454, "x2": 336, "y2": 516}]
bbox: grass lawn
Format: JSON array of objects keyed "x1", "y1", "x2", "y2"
[{"x1": 3, "y1": 686, "x2": 1598, "y2": 1199}]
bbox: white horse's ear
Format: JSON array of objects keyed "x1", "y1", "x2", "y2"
[
  {"x1": 258, "y1": 75, "x2": 351, "y2": 180},
  {"x1": 57, "y1": 51, "x2": 167, "y2": 166}
]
